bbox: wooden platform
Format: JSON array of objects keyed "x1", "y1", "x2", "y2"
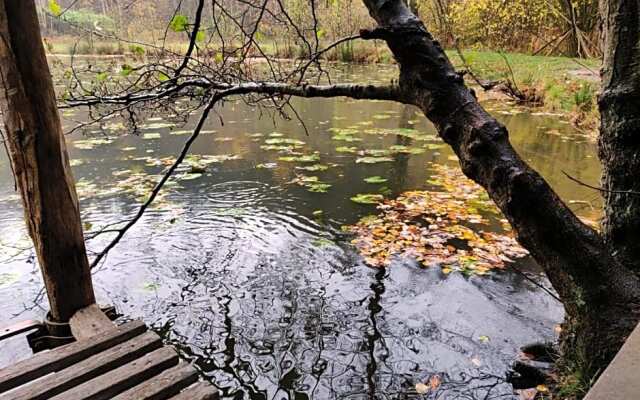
[{"x1": 0, "y1": 320, "x2": 219, "y2": 400}]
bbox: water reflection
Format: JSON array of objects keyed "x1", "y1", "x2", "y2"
[{"x1": 0, "y1": 64, "x2": 592, "y2": 398}]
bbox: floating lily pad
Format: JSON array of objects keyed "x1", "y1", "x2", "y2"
[
  {"x1": 256, "y1": 163, "x2": 278, "y2": 169},
  {"x1": 260, "y1": 144, "x2": 298, "y2": 152},
  {"x1": 356, "y1": 156, "x2": 394, "y2": 164},
  {"x1": 312, "y1": 237, "x2": 335, "y2": 247},
  {"x1": 141, "y1": 122, "x2": 174, "y2": 129},
  {"x1": 0, "y1": 272, "x2": 20, "y2": 288},
  {"x1": 265, "y1": 138, "x2": 305, "y2": 146},
  {"x1": 307, "y1": 183, "x2": 332, "y2": 193},
  {"x1": 202, "y1": 154, "x2": 241, "y2": 163},
  {"x1": 362, "y1": 149, "x2": 392, "y2": 157},
  {"x1": 336, "y1": 146, "x2": 358, "y2": 153},
  {"x1": 142, "y1": 282, "x2": 161, "y2": 291},
  {"x1": 332, "y1": 134, "x2": 362, "y2": 142},
  {"x1": 389, "y1": 145, "x2": 426, "y2": 154},
  {"x1": 364, "y1": 176, "x2": 388, "y2": 184},
  {"x1": 210, "y1": 207, "x2": 246, "y2": 216},
  {"x1": 170, "y1": 131, "x2": 189, "y2": 137},
  {"x1": 296, "y1": 164, "x2": 329, "y2": 172},
  {"x1": 351, "y1": 193, "x2": 384, "y2": 204},
  {"x1": 73, "y1": 137, "x2": 114, "y2": 149},
  {"x1": 328, "y1": 127, "x2": 359, "y2": 135},
  {"x1": 178, "y1": 172, "x2": 203, "y2": 180},
  {"x1": 143, "y1": 132, "x2": 161, "y2": 140},
  {"x1": 279, "y1": 154, "x2": 320, "y2": 163}
]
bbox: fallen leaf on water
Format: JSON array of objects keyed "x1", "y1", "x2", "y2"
[
  {"x1": 429, "y1": 374, "x2": 441, "y2": 390},
  {"x1": 536, "y1": 384, "x2": 549, "y2": 392},
  {"x1": 364, "y1": 176, "x2": 388, "y2": 184},
  {"x1": 345, "y1": 163, "x2": 528, "y2": 272},
  {"x1": 351, "y1": 193, "x2": 384, "y2": 205},
  {"x1": 415, "y1": 383, "x2": 429, "y2": 394}
]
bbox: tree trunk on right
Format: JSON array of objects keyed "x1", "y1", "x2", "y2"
[{"x1": 358, "y1": 0, "x2": 640, "y2": 387}]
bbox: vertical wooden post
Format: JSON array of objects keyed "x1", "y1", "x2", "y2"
[{"x1": 0, "y1": 0, "x2": 96, "y2": 322}]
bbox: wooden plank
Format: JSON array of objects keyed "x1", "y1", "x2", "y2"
[
  {"x1": 169, "y1": 381, "x2": 219, "y2": 400},
  {"x1": 585, "y1": 323, "x2": 640, "y2": 400},
  {"x1": 50, "y1": 347, "x2": 179, "y2": 400},
  {"x1": 111, "y1": 363, "x2": 199, "y2": 400},
  {"x1": 0, "y1": 320, "x2": 146, "y2": 394},
  {"x1": 0, "y1": 320, "x2": 41, "y2": 341},
  {"x1": 70, "y1": 304, "x2": 115, "y2": 340},
  {"x1": 1, "y1": 331, "x2": 162, "y2": 400}
]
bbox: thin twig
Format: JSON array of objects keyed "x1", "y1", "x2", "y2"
[
  {"x1": 89, "y1": 88, "x2": 237, "y2": 269},
  {"x1": 563, "y1": 171, "x2": 640, "y2": 196}
]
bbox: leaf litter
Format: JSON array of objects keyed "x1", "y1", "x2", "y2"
[{"x1": 346, "y1": 163, "x2": 528, "y2": 273}]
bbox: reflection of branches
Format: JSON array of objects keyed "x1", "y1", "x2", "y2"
[{"x1": 366, "y1": 268, "x2": 387, "y2": 398}]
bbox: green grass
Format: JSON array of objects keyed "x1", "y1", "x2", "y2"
[
  {"x1": 447, "y1": 50, "x2": 600, "y2": 85},
  {"x1": 448, "y1": 50, "x2": 601, "y2": 126}
]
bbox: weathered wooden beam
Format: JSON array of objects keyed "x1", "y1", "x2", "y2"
[
  {"x1": 0, "y1": 320, "x2": 41, "y2": 341},
  {"x1": 70, "y1": 304, "x2": 115, "y2": 340},
  {"x1": 169, "y1": 381, "x2": 220, "y2": 400},
  {"x1": 0, "y1": 320, "x2": 146, "y2": 394},
  {"x1": 584, "y1": 322, "x2": 640, "y2": 400},
  {"x1": 49, "y1": 347, "x2": 179, "y2": 400},
  {"x1": 111, "y1": 364, "x2": 199, "y2": 400},
  {"x1": 1, "y1": 331, "x2": 162, "y2": 400},
  {"x1": 0, "y1": 0, "x2": 95, "y2": 322}
]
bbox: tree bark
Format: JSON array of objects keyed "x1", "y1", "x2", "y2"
[
  {"x1": 599, "y1": 0, "x2": 640, "y2": 275},
  {"x1": 358, "y1": 0, "x2": 640, "y2": 377},
  {"x1": 0, "y1": 0, "x2": 95, "y2": 322}
]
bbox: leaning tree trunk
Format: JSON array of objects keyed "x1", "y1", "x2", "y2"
[
  {"x1": 599, "y1": 0, "x2": 640, "y2": 276},
  {"x1": 0, "y1": 0, "x2": 96, "y2": 322},
  {"x1": 357, "y1": 0, "x2": 640, "y2": 380}
]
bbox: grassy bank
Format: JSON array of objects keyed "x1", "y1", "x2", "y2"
[{"x1": 447, "y1": 50, "x2": 601, "y2": 130}]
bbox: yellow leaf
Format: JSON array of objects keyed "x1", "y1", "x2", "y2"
[
  {"x1": 415, "y1": 383, "x2": 429, "y2": 394},
  {"x1": 536, "y1": 384, "x2": 549, "y2": 392}
]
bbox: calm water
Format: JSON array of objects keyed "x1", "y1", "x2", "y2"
[{"x1": 0, "y1": 64, "x2": 600, "y2": 399}]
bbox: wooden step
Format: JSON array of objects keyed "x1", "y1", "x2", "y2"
[
  {"x1": 1, "y1": 331, "x2": 162, "y2": 400},
  {"x1": 0, "y1": 320, "x2": 146, "y2": 394},
  {"x1": 1, "y1": 318, "x2": 219, "y2": 400},
  {"x1": 49, "y1": 347, "x2": 179, "y2": 400},
  {"x1": 111, "y1": 363, "x2": 199, "y2": 400},
  {"x1": 169, "y1": 381, "x2": 220, "y2": 400}
]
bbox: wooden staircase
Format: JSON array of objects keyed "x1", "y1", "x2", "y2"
[{"x1": 0, "y1": 318, "x2": 219, "y2": 400}]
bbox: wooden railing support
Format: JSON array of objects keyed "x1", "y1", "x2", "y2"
[{"x1": 0, "y1": 0, "x2": 96, "y2": 322}]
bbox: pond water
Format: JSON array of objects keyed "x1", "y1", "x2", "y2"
[{"x1": 0, "y1": 64, "x2": 601, "y2": 399}]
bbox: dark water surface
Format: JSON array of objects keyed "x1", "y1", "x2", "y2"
[{"x1": 0, "y1": 64, "x2": 600, "y2": 398}]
